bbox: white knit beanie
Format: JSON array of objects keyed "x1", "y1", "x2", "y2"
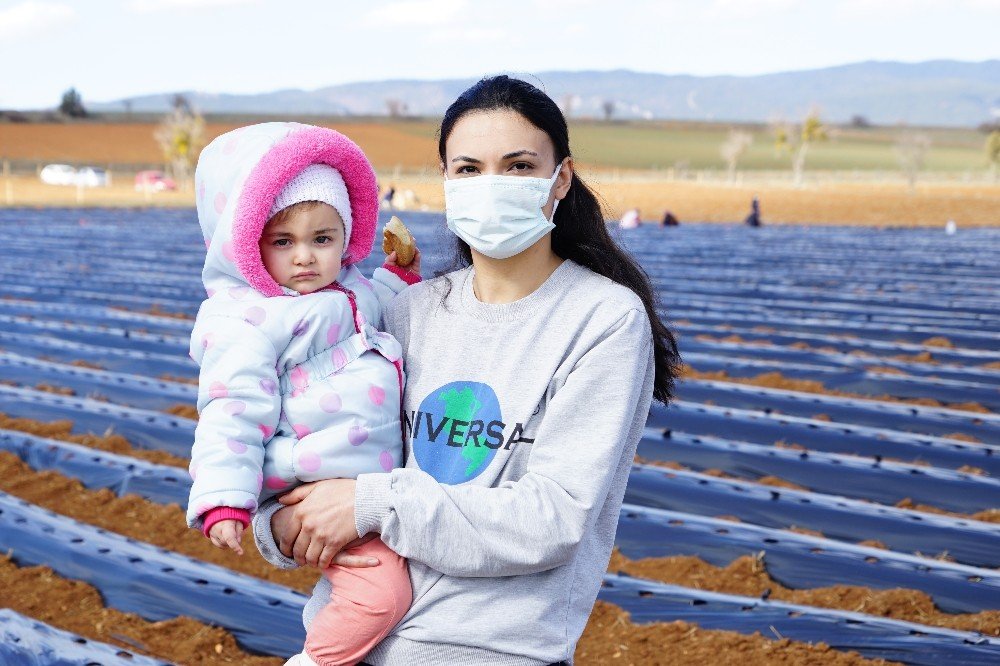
[{"x1": 269, "y1": 164, "x2": 353, "y2": 245}]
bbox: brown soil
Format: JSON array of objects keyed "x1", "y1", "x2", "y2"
[
  {"x1": 0, "y1": 412, "x2": 189, "y2": 468},
  {"x1": 607, "y1": 549, "x2": 1000, "y2": 636},
  {"x1": 575, "y1": 601, "x2": 900, "y2": 666},
  {"x1": 865, "y1": 366, "x2": 909, "y2": 375},
  {"x1": 957, "y1": 465, "x2": 987, "y2": 476},
  {"x1": 70, "y1": 359, "x2": 106, "y2": 370},
  {"x1": 812, "y1": 413, "x2": 833, "y2": 421},
  {"x1": 160, "y1": 373, "x2": 199, "y2": 385},
  {"x1": 33, "y1": 383, "x2": 76, "y2": 396},
  {"x1": 946, "y1": 433, "x2": 983, "y2": 443},
  {"x1": 680, "y1": 366, "x2": 993, "y2": 414},
  {"x1": 982, "y1": 361, "x2": 1000, "y2": 370},
  {"x1": 0, "y1": 452, "x2": 320, "y2": 593},
  {"x1": 0, "y1": 556, "x2": 281, "y2": 665},
  {"x1": 756, "y1": 476, "x2": 810, "y2": 492},
  {"x1": 166, "y1": 403, "x2": 199, "y2": 420},
  {"x1": 785, "y1": 526, "x2": 826, "y2": 538},
  {"x1": 894, "y1": 498, "x2": 1000, "y2": 524},
  {"x1": 922, "y1": 337, "x2": 955, "y2": 349},
  {"x1": 892, "y1": 351, "x2": 937, "y2": 364},
  {"x1": 114, "y1": 304, "x2": 195, "y2": 320},
  {"x1": 857, "y1": 540, "x2": 889, "y2": 550}
]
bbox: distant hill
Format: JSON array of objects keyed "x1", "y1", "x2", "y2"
[{"x1": 90, "y1": 60, "x2": 1000, "y2": 127}]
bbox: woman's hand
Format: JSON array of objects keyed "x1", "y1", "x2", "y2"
[{"x1": 271, "y1": 479, "x2": 378, "y2": 569}]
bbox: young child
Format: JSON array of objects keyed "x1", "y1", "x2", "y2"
[{"x1": 186, "y1": 122, "x2": 419, "y2": 665}]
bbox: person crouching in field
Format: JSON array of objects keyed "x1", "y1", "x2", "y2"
[{"x1": 186, "y1": 123, "x2": 420, "y2": 665}]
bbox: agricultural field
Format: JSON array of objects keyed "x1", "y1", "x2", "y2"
[{"x1": 0, "y1": 208, "x2": 997, "y2": 664}]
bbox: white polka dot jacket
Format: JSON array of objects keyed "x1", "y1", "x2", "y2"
[{"x1": 185, "y1": 122, "x2": 418, "y2": 530}]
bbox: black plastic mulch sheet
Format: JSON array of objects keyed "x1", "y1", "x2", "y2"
[
  {"x1": 599, "y1": 575, "x2": 1000, "y2": 666},
  {"x1": 0, "y1": 491, "x2": 307, "y2": 657},
  {"x1": 0, "y1": 609, "x2": 173, "y2": 666},
  {"x1": 625, "y1": 465, "x2": 1000, "y2": 568}
]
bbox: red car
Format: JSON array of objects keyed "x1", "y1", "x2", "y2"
[{"x1": 134, "y1": 170, "x2": 177, "y2": 192}]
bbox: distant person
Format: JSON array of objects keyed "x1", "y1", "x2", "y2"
[
  {"x1": 660, "y1": 210, "x2": 679, "y2": 227},
  {"x1": 945, "y1": 219, "x2": 957, "y2": 235},
  {"x1": 619, "y1": 207, "x2": 640, "y2": 229},
  {"x1": 744, "y1": 196, "x2": 761, "y2": 227},
  {"x1": 382, "y1": 184, "x2": 396, "y2": 210},
  {"x1": 187, "y1": 123, "x2": 421, "y2": 665}
]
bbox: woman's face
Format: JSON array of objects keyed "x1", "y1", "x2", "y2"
[{"x1": 442, "y1": 109, "x2": 571, "y2": 219}]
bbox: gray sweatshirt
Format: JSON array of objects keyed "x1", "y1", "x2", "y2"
[{"x1": 254, "y1": 259, "x2": 655, "y2": 665}]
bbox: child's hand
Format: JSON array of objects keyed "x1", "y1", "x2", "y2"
[
  {"x1": 386, "y1": 248, "x2": 421, "y2": 276},
  {"x1": 209, "y1": 519, "x2": 245, "y2": 555}
]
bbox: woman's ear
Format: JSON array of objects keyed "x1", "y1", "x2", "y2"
[{"x1": 555, "y1": 157, "x2": 574, "y2": 199}]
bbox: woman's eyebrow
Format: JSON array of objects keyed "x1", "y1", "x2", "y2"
[
  {"x1": 502, "y1": 150, "x2": 538, "y2": 160},
  {"x1": 451, "y1": 155, "x2": 482, "y2": 164},
  {"x1": 312, "y1": 227, "x2": 337, "y2": 234}
]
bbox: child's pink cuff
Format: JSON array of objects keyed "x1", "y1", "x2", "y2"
[
  {"x1": 201, "y1": 506, "x2": 251, "y2": 537},
  {"x1": 382, "y1": 263, "x2": 421, "y2": 285}
]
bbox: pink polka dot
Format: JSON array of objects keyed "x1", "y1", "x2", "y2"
[
  {"x1": 214, "y1": 191, "x2": 227, "y2": 214},
  {"x1": 265, "y1": 476, "x2": 288, "y2": 490},
  {"x1": 369, "y1": 385, "x2": 386, "y2": 406},
  {"x1": 292, "y1": 423, "x2": 311, "y2": 439},
  {"x1": 221, "y1": 241, "x2": 236, "y2": 261},
  {"x1": 206, "y1": 288, "x2": 216, "y2": 298},
  {"x1": 228, "y1": 286, "x2": 249, "y2": 300},
  {"x1": 227, "y1": 438, "x2": 247, "y2": 454},
  {"x1": 319, "y1": 392, "x2": 342, "y2": 413},
  {"x1": 326, "y1": 324, "x2": 341, "y2": 345},
  {"x1": 331, "y1": 348, "x2": 348, "y2": 370},
  {"x1": 243, "y1": 499, "x2": 257, "y2": 511},
  {"x1": 358, "y1": 276, "x2": 372, "y2": 289},
  {"x1": 198, "y1": 180, "x2": 206, "y2": 202},
  {"x1": 259, "y1": 379, "x2": 277, "y2": 396},
  {"x1": 224, "y1": 400, "x2": 246, "y2": 416},
  {"x1": 298, "y1": 451, "x2": 321, "y2": 473},
  {"x1": 222, "y1": 136, "x2": 240, "y2": 154},
  {"x1": 292, "y1": 319, "x2": 309, "y2": 337},
  {"x1": 379, "y1": 450, "x2": 394, "y2": 472},
  {"x1": 244, "y1": 306, "x2": 266, "y2": 326},
  {"x1": 201, "y1": 332, "x2": 215, "y2": 350},
  {"x1": 189, "y1": 464, "x2": 197, "y2": 480},
  {"x1": 208, "y1": 381, "x2": 228, "y2": 399},
  {"x1": 259, "y1": 423, "x2": 274, "y2": 438},
  {"x1": 203, "y1": 237, "x2": 211, "y2": 249},
  {"x1": 349, "y1": 425, "x2": 369, "y2": 446}
]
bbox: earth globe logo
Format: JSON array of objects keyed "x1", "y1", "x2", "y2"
[{"x1": 412, "y1": 381, "x2": 503, "y2": 484}]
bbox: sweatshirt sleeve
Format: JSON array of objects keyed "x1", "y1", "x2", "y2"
[
  {"x1": 354, "y1": 308, "x2": 654, "y2": 577},
  {"x1": 186, "y1": 314, "x2": 281, "y2": 529}
]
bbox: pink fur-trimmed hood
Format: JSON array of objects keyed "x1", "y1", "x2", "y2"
[{"x1": 194, "y1": 122, "x2": 379, "y2": 297}]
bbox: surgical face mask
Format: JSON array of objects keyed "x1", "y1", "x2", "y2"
[{"x1": 444, "y1": 161, "x2": 564, "y2": 260}]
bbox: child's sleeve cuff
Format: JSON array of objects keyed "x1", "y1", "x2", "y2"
[{"x1": 201, "y1": 506, "x2": 251, "y2": 537}]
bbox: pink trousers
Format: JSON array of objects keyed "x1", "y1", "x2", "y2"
[{"x1": 304, "y1": 539, "x2": 412, "y2": 666}]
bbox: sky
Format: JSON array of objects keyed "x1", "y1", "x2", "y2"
[{"x1": 2, "y1": 0, "x2": 999, "y2": 109}]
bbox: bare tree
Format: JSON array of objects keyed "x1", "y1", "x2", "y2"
[
  {"x1": 895, "y1": 131, "x2": 931, "y2": 192},
  {"x1": 720, "y1": 129, "x2": 753, "y2": 183},
  {"x1": 385, "y1": 98, "x2": 408, "y2": 118},
  {"x1": 601, "y1": 99, "x2": 615, "y2": 122},
  {"x1": 58, "y1": 87, "x2": 87, "y2": 118},
  {"x1": 774, "y1": 108, "x2": 827, "y2": 187},
  {"x1": 987, "y1": 130, "x2": 1000, "y2": 183},
  {"x1": 154, "y1": 101, "x2": 205, "y2": 191}
]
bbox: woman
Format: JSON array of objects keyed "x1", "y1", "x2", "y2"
[{"x1": 254, "y1": 75, "x2": 680, "y2": 665}]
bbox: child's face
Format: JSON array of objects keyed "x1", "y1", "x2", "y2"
[{"x1": 259, "y1": 203, "x2": 345, "y2": 294}]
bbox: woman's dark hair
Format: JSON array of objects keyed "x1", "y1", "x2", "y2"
[{"x1": 438, "y1": 75, "x2": 681, "y2": 404}]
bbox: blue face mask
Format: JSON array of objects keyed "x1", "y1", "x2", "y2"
[{"x1": 444, "y1": 162, "x2": 564, "y2": 259}]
